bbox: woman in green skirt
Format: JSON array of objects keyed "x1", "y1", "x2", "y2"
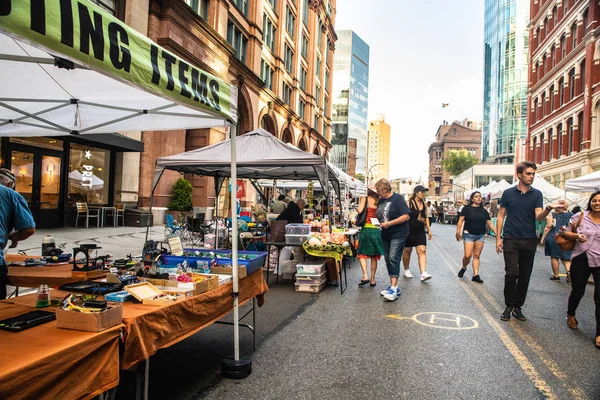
[{"x1": 357, "y1": 187, "x2": 385, "y2": 287}]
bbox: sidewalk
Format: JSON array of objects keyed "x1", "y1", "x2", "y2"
[{"x1": 6, "y1": 225, "x2": 167, "y2": 259}]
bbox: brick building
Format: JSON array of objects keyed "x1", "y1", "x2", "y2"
[
  {"x1": 428, "y1": 120, "x2": 482, "y2": 196},
  {"x1": 367, "y1": 114, "x2": 390, "y2": 183},
  {"x1": 526, "y1": 0, "x2": 600, "y2": 187}
]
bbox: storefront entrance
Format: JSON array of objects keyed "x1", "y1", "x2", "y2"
[{"x1": 10, "y1": 145, "x2": 63, "y2": 229}]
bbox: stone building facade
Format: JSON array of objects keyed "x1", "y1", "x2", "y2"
[
  {"x1": 428, "y1": 120, "x2": 482, "y2": 196},
  {"x1": 114, "y1": 0, "x2": 335, "y2": 210},
  {"x1": 526, "y1": 0, "x2": 600, "y2": 187}
]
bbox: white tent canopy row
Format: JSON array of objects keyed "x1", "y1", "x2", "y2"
[{"x1": 565, "y1": 170, "x2": 600, "y2": 192}]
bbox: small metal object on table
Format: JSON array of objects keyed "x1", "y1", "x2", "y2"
[{"x1": 263, "y1": 241, "x2": 304, "y2": 286}]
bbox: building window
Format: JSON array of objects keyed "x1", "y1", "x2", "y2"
[
  {"x1": 557, "y1": 123, "x2": 563, "y2": 156},
  {"x1": 560, "y1": 35, "x2": 566, "y2": 59},
  {"x1": 552, "y1": 6, "x2": 557, "y2": 27},
  {"x1": 324, "y1": 96, "x2": 329, "y2": 117},
  {"x1": 532, "y1": 137, "x2": 537, "y2": 163},
  {"x1": 301, "y1": 34, "x2": 309, "y2": 59},
  {"x1": 325, "y1": 71, "x2": 329, "y2": 92},
  {"x1": 549, "y1": 128, "x2": 553, "y2": 159},
  {"x1": 314, "y1": 114, "x2": 319, "y2": 131},
  {"x1": 68, "y1": 143, "x2": 110, "y2": 206},
  {"x1": 578, "y1": 112, "x2": 584, "y2": 150},
  {"x1": 232, "y1": 0, "x2": 248, "y2": 16},
  {"x1": 298, "y1": 100, "x2": 306, "y2": 120},
  {"x1": 302, "y1": 0, "x2": 309, "y2": 25},
  {"x1": 580, "y1": 59, "x2": 586, "y2": 95},
  {"x1": 551, "y1": 45, "x2": 556, "y2": 67},
  {"x1": 300, "y1": 67, "x2": 307, "y2": 91},
  {"x1": 541, "y1": 92, "x2": 546, "y2": 117},
  {"x1": 267, "y1": 0, "x2": 277, "y2": 14},
  {"x1": 452, "y1": 128, "x2": 457, "y2": 135},
  {"x1": 541, "y1": 132, "x2": 545, "y2": 162},
  {"x1": 322, "y1": 122, "x2": 326, "y2": 136},
  {"x1": 564, "y1": 0, "x2": 569, "y2": 15},
  {"x1": 542, "y1": 55, "x2": 547, "y2": 75},
  {"x1": 286, "y1": 6, "x2": 295, "y2": 37},
  {"x1": 282, "y1": 83, "x2": 293, "y2": 106},
  {"x1": 315, "y1": 84, "x2": 320, "y2": 106},
  {"x1": 571, "y1": 23, "x2": 577, "y2": 49},
  {"x1": 263, "y1": 14, "x2": 276, "y2": 52},
  {"x1": 260, "y1": 59, "x2": 274, "y2": 90},
  {"x1": 91, "y1": 0, "x2": 117, "y2": 15},
  {"x1": 317, "y1": 19, "x2": 323, "y2": 47},
  {"x1": 583, "y1": 9, "x2": 589, "y2": 36},
  {"x1": 533, "y1": 97, "x2": 538, "y2": 122},
  {"x1": 569, "y1": 68, "x2": 576, "y2": 100},
  {"x1": 284, "y1": 44, "x2": 293, "y2": 73},
  {"x1": 316, "y1": 56, "x2": 321, "y2": 79},
  {"x1": 227, "y1": 21, "x2": 247, "y2": 63},
  {"x1": 184, "y1": 0, "x2": 209, "y2": 20},
  {"x1": 326, "y1": 42, "x2": 331, "y2": 66},
  {"x1": 559, "y1": 77, "x2": 564, "y2": 106},
  {"x1": 549, "y1": 84, "x2": 555, "y2": 111}
]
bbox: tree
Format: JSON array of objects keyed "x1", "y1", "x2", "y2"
[
  {"x1": 441, "y1": 149, "x2": 479, "y2": 177},
  {"x1": 354, "y1": 173, "x2": 365, "y2": 182},
  {"x1": 167, "y1": 178, "x2": 193, "y2": 211}
]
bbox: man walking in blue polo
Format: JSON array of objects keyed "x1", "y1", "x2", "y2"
[{"x1": 496, "y1": 161, "x2": 564, "y2": 321}]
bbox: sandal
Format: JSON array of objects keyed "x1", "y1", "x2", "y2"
[
  {"x1": 596, "y1": 336, "x2": 600, "y2": 349},
  {"x1": 358, "y1": 279, "x2": 370, "y2": 286},
  {"x1": 567, "y1": 314, "x2": 578, "y2": 330},
  {"x1": 549, "y1": 276, "x2": 561, "y2": 281},
  {"x1": 369, "y1": 281, "x2": 376, "y2": 287}
]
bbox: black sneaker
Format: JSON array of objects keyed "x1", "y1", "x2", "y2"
[
  {"x1": 501, "y1": 307, "x2": 513, "y2": 321},
  {"x1": 471, "y1": 275, "x2": 483, "y2": 283},
  {"x1": 511, "y1": 307, "x2": 527, "y2": 321},
  {"x1": 458, "y1": 268, "x2": 467, "y2": 278}
]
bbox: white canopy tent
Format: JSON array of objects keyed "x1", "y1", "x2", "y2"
[
  {"x1": 0, "y1": 0, "x2": 250, "y2": 387},
  {"x1": 564, "y1": 170, "x2": 600, "y2": 192},
  {"x1": 486, "y1": 180, "x2": 512, "y2": 199}
]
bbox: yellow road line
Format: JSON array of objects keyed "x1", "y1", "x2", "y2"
[
  {"x1": 432, "y1": 241, "x2": 557, "y2": 399},
  {"x1": 472, "y1": 284, "x2": 589, "y2": 400}
]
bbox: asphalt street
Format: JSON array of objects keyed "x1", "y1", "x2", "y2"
[
  {"x1": 195, "y1": 223, "x2": 599, "y2": 400},
  {"x1": 10, "y1": 225, "x2": 598, "y2": 399}
]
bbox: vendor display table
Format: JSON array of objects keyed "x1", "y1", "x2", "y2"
[
  {"x1": 0, "y1": 302, "x2": 122, "y2": 400},
  {"x1": 6, "y1": 269, "x2": 268, "y2": 399},
  {"x1": 263, "y1": 241, "x2": 304, "y2": 285},
  {"x1": 303, "y1": 243, "x2": 352, "y2": 294}
]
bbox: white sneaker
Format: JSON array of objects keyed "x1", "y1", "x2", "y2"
[
  {"x1": 403, "y1": 269, "x2": 413, "y2": 278},
  {"x1": 383, "y1": 286, "x2": 400, "y2": 301},
  {"x1": 420, "y1": 272, "x2": 432, "y2": 282},
  {"x1": 380, "y1": 286, "x2": 391, "y2": 296}
]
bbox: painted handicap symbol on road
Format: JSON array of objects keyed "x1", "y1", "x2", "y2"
[{"x1": 387, "y1": 312, "x2": 478, "y2": 330}]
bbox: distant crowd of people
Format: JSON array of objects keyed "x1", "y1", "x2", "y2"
[{"x1": 354, "y1": 161, "x2": 599, "y2": 350}]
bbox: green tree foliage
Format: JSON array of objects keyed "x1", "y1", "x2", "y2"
[
  {"x1": 354, "y1": 173, "x2": 365, "y2": 182},
  {"x1": 167, "y1": 178, "x2": 193, "y2": 211},
  {"x1": 441, "y1": 149, "x2": 479, "y2": 177}
]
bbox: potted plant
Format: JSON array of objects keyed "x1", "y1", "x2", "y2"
[{"x1": 166, "y1": 177, "x2": 193, "y2": 223}]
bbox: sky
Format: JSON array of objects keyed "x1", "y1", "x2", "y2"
[{"x1": 335, "y1": 0, "x2": 485, "y2": 182}]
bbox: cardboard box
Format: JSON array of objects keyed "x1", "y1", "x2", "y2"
[
  {"x1": 188, "y1": 273, "x2": 220, "y2": 293},
  {"x1": 210, "y1": 265, "x2": 247, "y2": 279},
  {"x1": 155, "y1": 285, "x2": 195, "y2": 298},
  {"x1": 125, "y1": 282, "x2": 184, "y2": 305},
  {"x1": 193, "y1": 273, "x2": 232, "y2": 286},
  {"x1": 56, "y1": 304, "x2": 123, "y2": 332}
]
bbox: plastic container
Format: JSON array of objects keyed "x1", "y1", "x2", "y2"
[
  {"x1": 295, "y1": 271, "x2": 326, "y2": 284},
  {"x1": 105, "y1": 290, "x2": 133, "y2": 302},
  {"x1": 160, "y1": 249, "x2": 268, "y2": 275},
  {"x1": 285, "y1": 234, "x2": 310, "y2": 245},
  {"x1": 296, "y1": 261, "x2": 326, "y2": 275},
  {"x1": 285, "y1": 223, "x2": 312, "y2": 235},
  {"x1": 295, "y1": 281, "x2": 326, "y2": 293}
]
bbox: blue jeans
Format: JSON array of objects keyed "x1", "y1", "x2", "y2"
[{"x1": 382, "y1": 237, "x2": 407, "y2": 278}]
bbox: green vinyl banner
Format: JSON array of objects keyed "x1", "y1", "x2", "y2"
[{"x1": 0, "y1": 0, "x2": 237, "y2": 122}]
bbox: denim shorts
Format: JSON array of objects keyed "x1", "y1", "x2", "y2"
[{"x1": 463, "y1": 232, "x2": 485, "y2": 242}]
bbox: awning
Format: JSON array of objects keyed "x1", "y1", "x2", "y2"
[
  {"x1": 0, "y1": 0, "x2": 237, "y2": 137},
  {"x1": 64, "y1": 132, "x2": 144, "y2": 152}
]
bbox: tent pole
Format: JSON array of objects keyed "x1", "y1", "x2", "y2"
[
  {"x1": 230, "y1": 123, "x2": 240, "y2": 362},
  {"x1": 145, "y1": 161, "x2": 159, "y2": 243}
]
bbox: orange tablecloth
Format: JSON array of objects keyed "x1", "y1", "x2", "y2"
[
  {"x1": 8, "y1": 269, "x2": 269, "y2": 371},
  {"x1": 0, "y1": 302, "x2": 122, "y2": 400}
]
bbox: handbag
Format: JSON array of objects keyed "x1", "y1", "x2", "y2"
[
  {"x1": 411, "y1": 200, "x2": 427, "y2": 224},
  {"x1": 555, "y1": 212, "x2": 584, "y2": 251},
  {"x1": 355, "y1": 197, "x2": 368, "y2": 227}
]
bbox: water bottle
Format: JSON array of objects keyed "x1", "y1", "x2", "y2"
[{"x1": 36, "y1": 284, "x2": 49, "y2": 308}]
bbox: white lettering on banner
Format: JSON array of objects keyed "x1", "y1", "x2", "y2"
[{"x1": 81, "y1": 150, "x2": 93, "y2": 188}]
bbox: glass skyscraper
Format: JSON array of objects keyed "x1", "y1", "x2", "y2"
[
  {"x1": 482, "y1": 0, "x2": 529, "y2": 163},
  {"x1": 331, "y1": 30, "x2": 369, "y2": 175}
]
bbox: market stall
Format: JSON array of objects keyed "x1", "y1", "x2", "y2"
[{"x1": 565, "y1": 170, "x2": 600, "y2": 192}]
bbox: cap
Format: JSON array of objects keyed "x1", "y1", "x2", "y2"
[{"x1": 414, "y1": 185, "x2": 428, "y2": 193}]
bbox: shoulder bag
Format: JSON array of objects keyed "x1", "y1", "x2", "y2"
[
  {"x1": 355, "y1": 197, "x2": 368, "y2": 227},
  {"x1": 555, "y1": 212, "x2": 584, "y2": 251},
  {"x1": 411, "y1": 200, "x2": 427, "y2": 225}
]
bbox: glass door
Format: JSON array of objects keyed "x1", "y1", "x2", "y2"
[{"x1": 10, "y1": 148, "x2": 63, "y2": 228}]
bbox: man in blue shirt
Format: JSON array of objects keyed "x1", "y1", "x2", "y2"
[
  {"x1": 496, "y1": 161, "x2": 564, "y2": 321},
  {"x1": 0, "y1": 169, "x2": 36, "y2": 299}
]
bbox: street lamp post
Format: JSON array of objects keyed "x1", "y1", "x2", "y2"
[{"x1": 366, "y1": 163, "x2": 383, "y2": 186}]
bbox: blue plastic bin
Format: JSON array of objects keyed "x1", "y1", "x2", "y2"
[{"x1": 160, "y1": 249, "x2": 267, "y2": 275}]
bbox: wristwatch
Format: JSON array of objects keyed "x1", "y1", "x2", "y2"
[{"x1": 545, "y1": 205, "x2": 552, "y2": 211}]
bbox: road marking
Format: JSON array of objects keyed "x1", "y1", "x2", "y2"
[
  {"x1": 431, "y1": 240, "x2": 557, "y2": 400},
  {"x1": 387, "y1": 312, "x2": 478, "y2": 330},
  {"x1": 472, "y1": 285, "x2": 589, "y2": 400}
]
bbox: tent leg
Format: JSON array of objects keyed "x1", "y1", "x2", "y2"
[{"x1": 221, "y1": 123, "x2": 252, "y2": 379}]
